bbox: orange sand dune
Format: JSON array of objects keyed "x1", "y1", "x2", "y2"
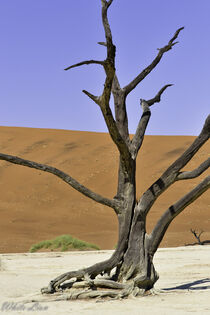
[{"x1": 0, "y1": 126, "x2": 209, "y2": 253}]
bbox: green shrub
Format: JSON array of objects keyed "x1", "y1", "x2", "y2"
[{"x1": 29, "y1": 234, "x2": 100, "y2": 253}]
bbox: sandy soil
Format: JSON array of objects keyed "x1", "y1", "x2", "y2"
[
  {"x1": 0, "y1": 126, "x2": 209, "y2": 252},
  {"x1": 0, "y1": 246, "x2": 210, "y2": 314}
]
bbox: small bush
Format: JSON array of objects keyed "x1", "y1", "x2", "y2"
[{"x1": 29, "y1": 234, "x2": 100, "y2": 253}]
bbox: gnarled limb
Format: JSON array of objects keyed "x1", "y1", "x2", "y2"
[
  {"x1": 98, "y1": 40, "x2": 130, "y2": 142},
  {"x1": 0, "y1": 153, "x2": 119, "y2": 212},
  {"x1": 131, "y1": 85, "x2": 173, "y2": 157},
  {"x1": 82, "y1": 88, "x2": 131, "y2": 165},
  {"x1": 99, "y1": 1, "x2": 133, "y2": 174},
  {"x1": 177, "y1": 157, "x2": 210, "y2": 180},
  {"x1": 64, "y1": 0, "x2": 131, "y2": 172},
  {"x1": 146, "y1": 84, "x2": 173, "y2": 106},
  {"x1": 98, "y1": 43, "x2": 130, "y2": 143},
  {"x1": 164, "y1": 115, "x2": 210, "y2": 175},
  {"x1": 137, "y1": 114, "x2": 210, "y2": 215},
  {"x1": 123, "y1": 27, "x2": 184, "y2": 96},
  {"x1": 61, "y1": 278, "x2": 125, "y2": 291},
  {"x1": 148, "y1": 176, "x2": 210, "y2": 255}
]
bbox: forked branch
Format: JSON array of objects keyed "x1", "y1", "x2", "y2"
[
  {"x1": 131, "y1": 99, "x2": 151, "y2": 157},
  {"x1": 99, "y1": 40, "x2": 129, "y2": 141},
  {"x1": 106, "y1": 0, "x2": 114, "y2": 8},
  {"x1": 137, "y1": 114, "x2": 210, "y2": 214},
  {"x1": 0, "y1": 153, "x2": 119, "y2": 212},
  {"x1": 149, "y1": 176, "x2": 210, "y2": 254},
  {"x1": 123, "y1": 27, "x2": 184, "y2": 96},
  {"x1": 64, "y1": 0, "x2": 131, "y2": 171},
  {"x1": 100, "y1": 0, "x2": 132, "y2": 170},
  {"x1": 131, "y1": 84, "x2": 172, "y2": 156}
]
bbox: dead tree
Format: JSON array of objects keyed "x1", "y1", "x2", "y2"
[
  {"x1": 190, "y1": 229, "x2": 204, "y2": 245},
  {"x1": 0, "y1": 0, "x2": 209, "y2": 299}
]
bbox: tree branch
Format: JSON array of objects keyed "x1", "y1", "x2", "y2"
[
  {"x1": 107, "y1": 0, "x2": 114, "y2": 8},
  {"x1": 131, "y1": 100, "x2": 151, "y2": 157},
  {"x1": 177, "y1": 157, "x2": 210, "y2": 180},
  {"x1": 101, "y1": 0, "x2": 114, "y2": 9},
  {"x1": 149, "y1": 176, "x2": 210, "y2": 255},
  {"x1": 146, "y1": 84, "x2": 173, "y2": 106},
  {"x1": 165, "y1": 115, "x2": 210, "y2": 174},
  {"x1": 137, "y1": 114, "x2": 210, "y2": 215},
  {"x1": 123, "y1": 27, "x2": 184, "y2": 96},
  {"x1": 64, "y1": 60, "x2": 104, "y2": 71},
  {"x1": 112, "y1": 75, "x2": 130, "y2": 141},
  {"x1": 98, "y1": 38, "x2": 130, "y2": 142},
  {"x1": 131, "y1": 85, "x2": 172, "y2": 157},
  {"x1": 65, "y1": 1, "x2": 131, "y2": 174},
  {"x1": 99, "y1": 1, "x2": 132, "y2": 172},
  {"x1": 82, "y1": 90, "x2": 101, "y2": 105},
  {"x1": 0, "y1": 153, "x2": 119, "y2": 212},
  {"x1": 100, "y1": 101, "x2": 131, "y2": 168},
  {"x1": 101, "y1": 0, "x2": 115, "y2": 60},
  {"x1": 98, "y1": 41, "x2": 107, "y2": 47}
]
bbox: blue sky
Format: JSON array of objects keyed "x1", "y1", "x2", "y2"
[{"x1": 1, "y1": 0, "x2": 210, "y2": 135}]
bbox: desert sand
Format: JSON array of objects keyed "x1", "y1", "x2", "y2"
[
  {"x1": 0, "y1": 246, "x2": 210, "y2": 314},
  {"x1": 0, "y1": 126, "x2": 209, "y2": 253}
]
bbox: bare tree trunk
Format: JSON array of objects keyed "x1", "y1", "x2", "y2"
[{"x1": 117, "y1": 211, "x2": 159, "y2": 290}]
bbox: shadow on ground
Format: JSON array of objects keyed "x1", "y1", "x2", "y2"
[
  {"x1": 185, "y1": 240, "x2": 210, "y2": 246},
  {"x1": 163, "y1": 278, "x2": 210, "y2": 291}
]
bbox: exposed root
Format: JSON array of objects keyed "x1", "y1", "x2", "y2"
[
  {"x1": 41, "y1": 250, "x2": 124, "y2": 294},
  {"x1": 40, "y1": 246, "x2": 158, "y2": 300},
  {"x1": 41, "y1": 270, "x2": 119, "y2": 294},
  {"x1": 40, "y1": 273, "x2": 157, "y2": 302}
]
